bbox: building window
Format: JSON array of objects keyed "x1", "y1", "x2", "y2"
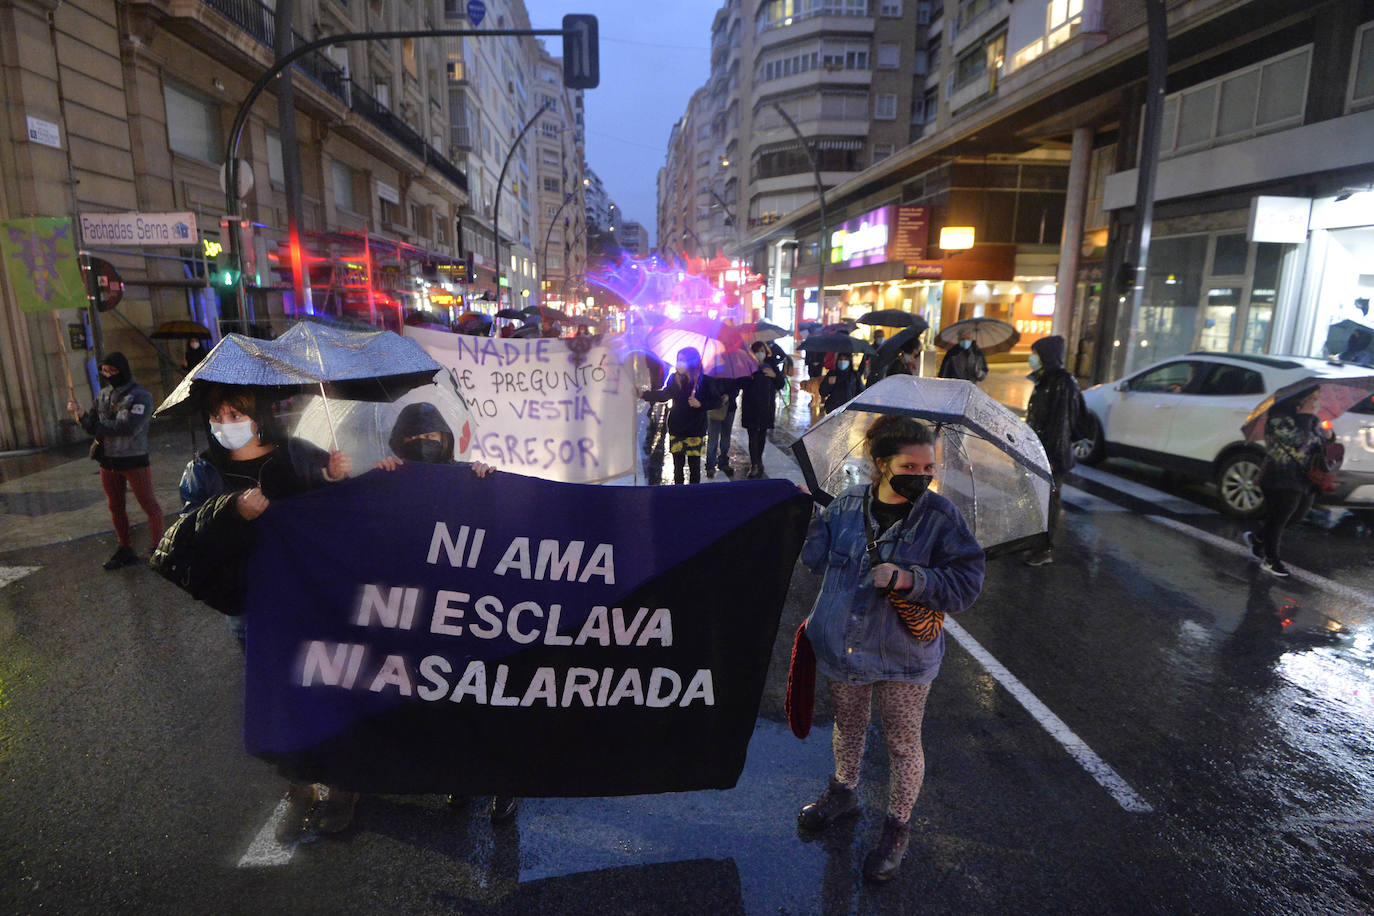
[
  {"x1": 873, "y1": 143, "x2": 894, "y2": 162},
  {"x1": 410, "y1": 203, "x2": 423, "y2": 233},
  {"x1": 436, "y1": 216, "x2": 446, "y2": 245},
  {"x1": 331, "y1": 161, "x2": 356, "y2": 213},
  {"x1": 375, "y1": 80, "x2": 390, "y2": 109},
  {"x1": 1155, "y1": 46, "x2": 1311, "y2": 157},
  {"x1": 540, "y1": 122, "x2": 561, "y2": 139},
  {"x1": 403, "y1": 38, "x2": 418, "y2": 77},
  {"x1": 877, "y1": 43, "x2": 901, "y2": 69},
  {"x1": 162, "y1": 81, "x2": 220, "y2": 163},
  {"x1": 380, "y1": 198, "x2": 396, "y2": 226},
  {"x1": 447, "y1": 55, "x2": 465, "y2": 81},
  {"x1": 1349, "y1": 21, "x2": 1374, "y2": 111},
  {"x1": 265, "y1": 131, "x2": 284, "y2": 185},
  {"x1": 874, "y1": 93, "x2": 898, "y2": 119},
  {"x1": 543, "y1": 176, "x2": 561, "y2": 192},
  {"x1": 879, "y1": 1, "x2": 902, "y2": 15}
]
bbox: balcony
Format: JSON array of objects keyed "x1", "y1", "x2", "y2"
[
  {"x1": 198, "y1": 0, "x2": 467, "y2": 194},
  {"x1": 450, "y1": 121, "x2": 474, "y2": 151},
  {"x1": 755, "y1": 15, "x2": 875, "y2": 53}
]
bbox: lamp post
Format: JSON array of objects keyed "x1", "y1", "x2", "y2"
[
  {"x1": 493, "y1": 103, "x2": 552, "y2": 308},
  {"x1": 772, "y1": 103, "x2": 826, "y2": 318},
  {"x1": 542, "y1": 192, "x2": 576, "y2": 307}
]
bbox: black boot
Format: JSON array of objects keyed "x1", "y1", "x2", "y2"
[
  {"x1": 797, "y1": 776, "x2": 859, "y2": 832},
  {"x1": 103, "y1": 545, "x2": 138, "y2": 570},
  {"x1": 862, "y1": 816, "x2": 911, "y2": 883}
]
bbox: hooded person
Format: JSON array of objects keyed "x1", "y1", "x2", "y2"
[
  {"x1": 387, "y1": 403, "x2": 456, "y2": 465},
  {"x1": 1337, "y1": 327, "x2": 1374, "y2": 368},
  {"x1": 1023, "y1": 335, "x2": 1086, "y2": 567},
  {"x1": 819, "y1": 354, "x2": 862, "y2": 415},
  {"x1": 67, "y1": 351, "x2": 164, "y2": 570},
  {"x1": 938, "y1": 330, "x2": 989, "y2": 383}
]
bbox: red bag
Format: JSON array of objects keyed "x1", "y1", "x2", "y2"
[
  {"x1": 784, "y1": 622, "x2": 816, "y2": 739},
  {"x1": 1307, "y1": 440, "x2": 1344, "y2": 493}
]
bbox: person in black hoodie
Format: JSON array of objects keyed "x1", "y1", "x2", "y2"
[
  {"x1": 67, "y1": 351, "x2": 164, "y2": 570},
  {"x1": 1337, "y1": 327, "x2": 1374, "y2": 367},
  {"x1": 640, "y1": 346, "x2": 724, "y2": 485},
  {"x1": 1023, "y1": 335, "x2": 1086, "y2": 567},
  {"x1": 819, "y1": 355, "x2": 862, "y2": 414},
  {"x1": 740, "y1": 341, "x2": 786, "y2": 478}
]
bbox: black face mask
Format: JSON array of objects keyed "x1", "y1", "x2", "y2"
[
  {"x1": 99, "y1": 371, "x2": 127, "y2": 388},
  {"x1": 398, "y1": 438, "x2": 450, "y2": 464},
  {"x1": 889, "y1": 473, "x2": 933, "y2": 502}
]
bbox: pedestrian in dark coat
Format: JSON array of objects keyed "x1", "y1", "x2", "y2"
[
  {"x1": 740, "y1": 341, "x2": 786, "y2": 478},
  {"x1": 67, "y1": 351, "x2": 165, "y2": 570},
  {"x1": 819, "y1": 359, "x2": 862, "y2": 414},
  {"x1": 938, "y1": 330, "x2": 988, "y2": 382},
  {"x1": 1023, "y1": 335, "x2": 1085, "y2": 567},
  {"x1": 1338, "y1": 327, "x2": 1374, "y2": 367},
  {"x1": 640, "y1": 346, "x2": 725, "y2": 484},
  {"x1": 1242, "y1": 386, "x2": 1331, "y2": 578}
]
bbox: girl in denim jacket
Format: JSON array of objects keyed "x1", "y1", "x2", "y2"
[{"x1": 796, "y1": 415, "x2": 984, "y2": 883}]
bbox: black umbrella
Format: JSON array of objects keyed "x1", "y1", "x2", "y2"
[
  {"x1": 936, "y1": 317, "x2": 1020, "y2": 354},
  {"x1": 870, "y1": 325, "x2": 926, "y2": 377},
  {"x1": 1324, "y1": 319, "x2": 1374, "y2": 357},
  {"x1": 495, "y1": 308, "x2": 526, "y2": 319},
  {"x1": 857, "y1": 309, "x2": 922, "y2": 329},
  {"x1": 150, "y1": 320, "x2": 213, "y2": 340},
  {"x1": 796, "y1": 334, "x2": 877, "y2": 356}
]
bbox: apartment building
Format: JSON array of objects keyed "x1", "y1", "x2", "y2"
[
  {"x1": 740, "y1": 0, "x2": 1374, "y2": 380},
  {"x1": 530, "y1": 46, "x2": 587, "y2": 311},
  {"x1": 0, "y1": 0, "x2": 475, "y2": 450}
]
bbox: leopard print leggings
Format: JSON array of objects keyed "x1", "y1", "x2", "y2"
[{"x1": 828, "y1": 679, "x2": 931, "y2": 824}]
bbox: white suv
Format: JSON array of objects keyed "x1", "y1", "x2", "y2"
[{"x1": 1075, "y1": 353, "x2": 1374, "y2": 517}]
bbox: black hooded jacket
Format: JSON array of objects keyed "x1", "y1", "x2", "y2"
[
  {"x1": 389, "y1": 402, "x2": 456, "y2": 463},
  {"x1": 1026, "y1": 335, "x2": 1086, "y2": 475},
  {"x1": 1339, "y1": 328, "x2": 1374, "y2": 367}
]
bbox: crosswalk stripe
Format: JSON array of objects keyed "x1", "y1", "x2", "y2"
[
  {"x1": 1071, "y1": 465, "x2": 1218, "y2": 515},
  {"x1": 0, "y1": 566, "x2": 39, "y2": 589},
  {"x1": 1061, "y1": 484, "x2": 1127, "y2": 512}
]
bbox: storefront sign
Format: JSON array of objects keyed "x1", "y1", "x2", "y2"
[
  {"x1": 890, "y1": 206, "x2": 930, "y2": 261},
  {"x1": 78, "y1": 211, "x2": 198, "y2": 246},
  {"x1": 1248, "y1": 196, "x2": 1310, "y2": 244},
  {"x1": 830, "y1": 207, "x2": 892, "y2": 268},
  {"x1": 906, "y1": 262, "x2": 944, "y2": 280}
]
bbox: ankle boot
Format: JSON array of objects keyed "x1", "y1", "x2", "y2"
[
  {"x1": 275, "y1": 783, "x2": 318, "y2": 843},
  {"x1": 311, "y1": 787, "x2": 358, "y2": 835},
  {"x1": 862, "y1": 815, "x2": 911, "y2": 883},
  {"x1": 797, "y1": 776, "x2": 859, "y2": 831}
]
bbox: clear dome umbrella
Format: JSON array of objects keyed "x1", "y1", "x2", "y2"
[{"x1": 791, "y1": 376, "x2": 1053, "y2": 556}]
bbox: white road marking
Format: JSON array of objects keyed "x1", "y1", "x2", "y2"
[
  {"x1": 1061, "y1": 484, "x2": 1127, "y2": 513},
  {"x1": 1144, "y1": 514, "x2": 1374, "y2": 610},
  {"x1": 1071, "y1": 465, "x2": 1217, "y2": 515},
  {"x1": 237, "y1": 798, "x2": 296, "y2": 867},
  {"x1": 0, "y1": 566, "x2": 39, "y2": 589},
  {"x1": 944, "y1": 618, "x2": 1154, "y2": 813}
]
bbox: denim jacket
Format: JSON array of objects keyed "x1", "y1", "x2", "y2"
[{"x1": 801, "y1": 484, "x2": 985, "y2": 685}]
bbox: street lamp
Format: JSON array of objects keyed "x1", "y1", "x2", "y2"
[
  {"x1": 772, "y1": 102, "x2": 827, "y2": 318},
  {"x1": 493, "y1": 102, "x2": 552, "y2": 307}
]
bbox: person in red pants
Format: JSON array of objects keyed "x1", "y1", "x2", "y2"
[{"x1": 68, "y1": 352, "x2": 163, "y2": 570}]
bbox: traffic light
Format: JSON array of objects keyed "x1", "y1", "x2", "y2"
[
  {"x1": 562, "y1": 15, "x2": 599, "y2": 89},
  {"x1": 214, "y1": 252, "x2": 241, "y2": 289}
]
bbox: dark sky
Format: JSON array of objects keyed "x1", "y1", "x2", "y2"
[{"x1": 522, "y1": 0, "x2": 716, "y2": 244}]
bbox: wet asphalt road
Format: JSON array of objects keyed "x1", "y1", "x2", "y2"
[{"x1": 2, "y1": 380, "x2": 1373, "y2": 913}]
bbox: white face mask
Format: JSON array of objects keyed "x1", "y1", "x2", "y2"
[
  {"x1": 837, "y1": 360, "x2": 850, "y2": 371},
  {"x1": 1028, "y1": 353, "x2": 1042, "y2": 372},
  {"x1": 211, "y1": 419, "x2": 256, "y2": 451}
]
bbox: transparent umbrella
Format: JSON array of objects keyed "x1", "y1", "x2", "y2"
[
  {"x1": 792, "y1": 376, "x2": 1053, "y2": 556},
  {"x1": 292, "y1": 377, "x2": 472, "y2": 470}
]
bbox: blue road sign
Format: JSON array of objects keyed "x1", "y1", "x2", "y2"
[{"x1": 467, "y1": 0, "x2": 485, "y2": 27}]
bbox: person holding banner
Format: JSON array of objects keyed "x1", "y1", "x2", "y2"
[
  {"x1": 150, "y1": 383, "x2": 354, "y2": 842},
  {"x1": 639, "y1": 347, "x2": 726, "y2": 485},
  {"x1": 796, "y1": 415, "x2": 984, "y2": 883}
]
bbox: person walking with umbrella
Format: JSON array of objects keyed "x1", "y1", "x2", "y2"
[
  {"x1": 1023, "y1": 335, "x2": 1086, "y2": 567},
  {"x1": 1242, "y1": 385, "x2": 1333, "y2": 577},
  {"x1": 740, "y1": 341, "x2": 786, "y2": 478},
  {"x1": 67, "y1": 352, "x2": 165, "y2": 570},
  {"x1": 937, "y1": 329, "x2": 988, "y2": 383},
  {"x1": 796, "y1": 414, "x2": 985, "y2": 883},
  {"x1": 640, "y1": 346, "x2": 723, "y2": 485},
  {"x1": 819, "y1": 354, "x2": 862, "y2": 414}
]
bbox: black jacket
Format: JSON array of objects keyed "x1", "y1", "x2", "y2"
[
  {"x1": 938, "y1": 343, "x2": 988, "y2": 382},
  {"x1": 1026, "y1": 336, "x2": 1085, "y2": 475},
  {"x1": 641, "y1": 370, "x2": 726, "y2": 438},
  {"x1": 1260, "y1": 409, "x2": 1325, "y2": 492},
  {"x1": 740, "y1": 357, "x2": 786, "y2": 429},
  {"x1": 820, "y1": 367, "x2": 862, "y2": 414}
]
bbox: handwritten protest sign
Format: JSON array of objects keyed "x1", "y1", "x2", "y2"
[
  {"x1": 242, "y1": 466, "x2": 811, "y2": 795},
  {"x1": 406, "y1": 328, "x2": 639, "y2": 483}
]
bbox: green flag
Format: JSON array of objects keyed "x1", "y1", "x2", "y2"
[{"x1": 0, "y1": 218, "x2": 88, "y2": 313}]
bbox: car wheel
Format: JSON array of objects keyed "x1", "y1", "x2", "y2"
[
  {"x1": 1216, "y1": 451, "x2": 1265, "y2": 517},
  {"x1": 1072, "y1": 413, "x2": 1105, "y2": 466}
]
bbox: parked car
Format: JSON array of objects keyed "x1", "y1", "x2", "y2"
[{"x1": 1074, "y1": 352, "x2": 1374, "y2": 517}]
